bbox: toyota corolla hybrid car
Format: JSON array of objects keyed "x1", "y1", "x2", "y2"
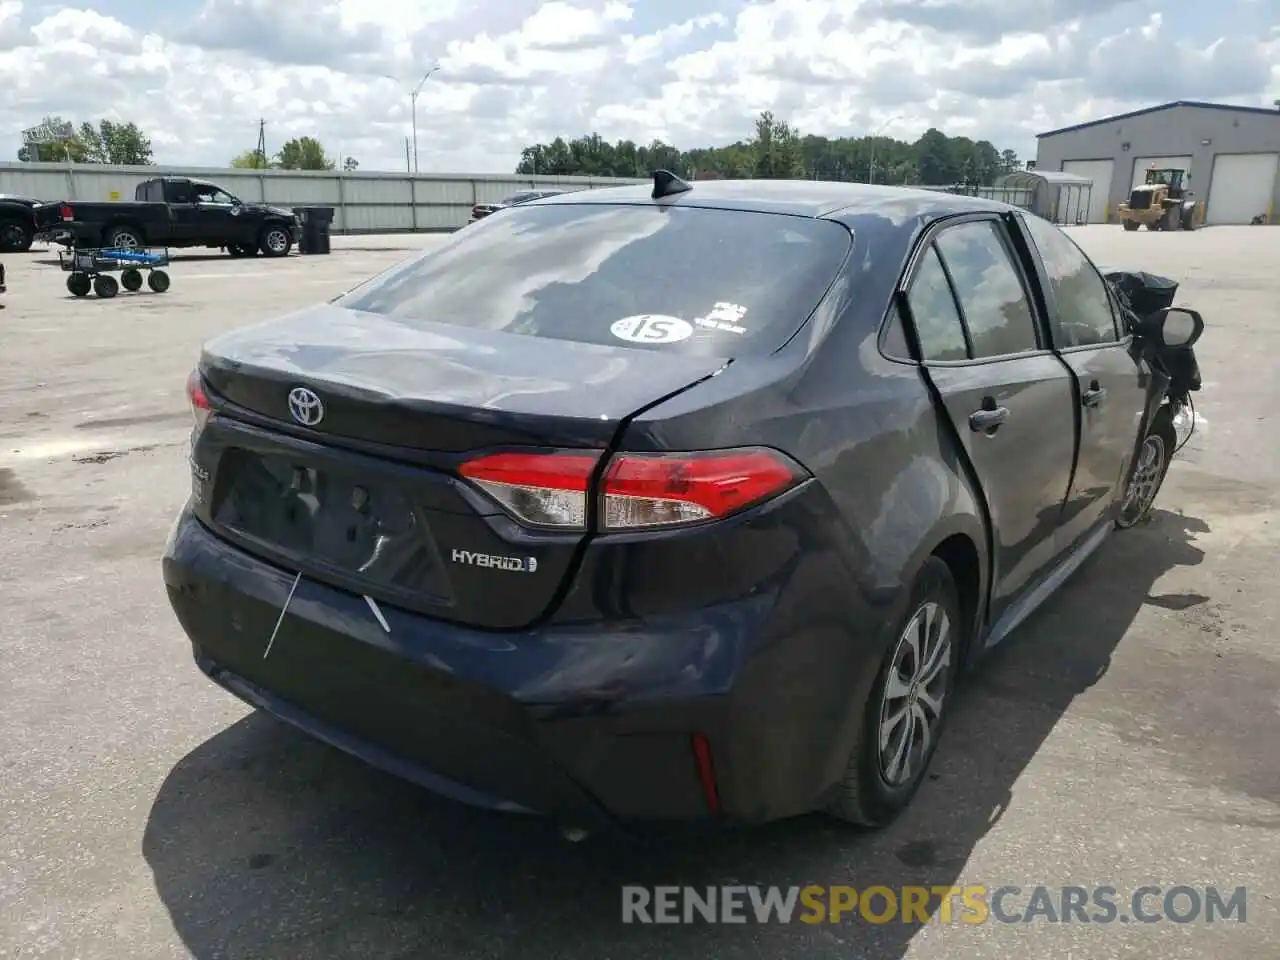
[{"x1": 163, "y1": 173, "x2": 1175, "y2": 832}]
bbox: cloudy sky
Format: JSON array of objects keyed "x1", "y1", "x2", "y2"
[{"x1": 1, "y1": 0, "x2": 1278, "y2": 173}]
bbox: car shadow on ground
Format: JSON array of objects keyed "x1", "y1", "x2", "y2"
[{"x1": 143, "y1": 508, "x2": 1209, "y2": 959}]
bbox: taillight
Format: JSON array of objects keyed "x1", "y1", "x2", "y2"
[
  {"x1": 186, "y1": 369, "x2": 211, "y2": 432},
  {"x1": 601, "y1": 449, "x2": 806, "y2": 528},
  {"x1": 59, "y1": 203, "x2": 73, "y2": 221},
  {"x1": 459, "y1": 451, "x2": 599, "y2": 529},
  {"x1": 459, "y1": 447, "x2": 807, "y2": 531}
]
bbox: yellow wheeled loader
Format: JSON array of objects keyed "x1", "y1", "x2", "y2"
[{"x1": 1118, "y1": 168, "x2": 1205, "y2": 231}]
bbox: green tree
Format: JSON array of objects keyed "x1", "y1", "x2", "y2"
[
  {"x1": 76, "y1": 120, "x2": 154, "y2": 165},
  {"x1": 276, "y1": 137, "x2": 333, "y2": 171},
  {"x1": 915, "y1": 128, "x2": 956, "y2": 185},
  {"x1": 342, "y1": 156, "x2": 359, "y2": 172},
  {"x1": 749, "y1": 112, "x2": 805, "y2": 179},
  {"x1": 230, "y1": 149, "x2": 271, "y2": 169},
  {"x1": 999, "y1": 149, "x2": 1021, "y2": 174}
]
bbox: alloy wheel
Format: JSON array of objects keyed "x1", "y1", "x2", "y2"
[
  {"x1": 112, "y1": 231, "x2": 140, "y2": 249},
  {"x1": 265, "y1": 229, "x2": 288, "y2": 254},
  {"x1": 877, "y1": 600, "x2": 952, "y2": 787},
  {"x1": 1118, "y1": 434, "x2": 1166, "y2": 528}
]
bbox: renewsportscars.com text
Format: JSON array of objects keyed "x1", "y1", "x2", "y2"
[{"x1": 621, "y1": 885, "x2": 1247, "y2": 925}]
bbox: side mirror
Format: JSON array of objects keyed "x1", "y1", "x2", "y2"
[{"x1": 1153, "y1": 306, "x2": 1203, "y2": 349}]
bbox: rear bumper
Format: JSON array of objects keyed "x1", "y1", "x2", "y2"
[{"x1": 164, "y1": 509, "x2": 878, "y2": 825}]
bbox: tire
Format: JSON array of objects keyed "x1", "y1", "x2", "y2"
[
  {"x1": 120, "y1": 268, "x2": 143, "y2": 292},
  {"x1": 827, "y1": 556, "x2": 963, "y2": 828},
  {"x1": 1122, "y1": 220, "x2": 1140, "y2": 232},
  {"x1": 106, "y1": 225, "x2": 144, "y2": 249},
  {"x1": 93, "y1": 274, "x2": 119, "y2": 299},
  {"x1": 66, "y1": 272, "x2": 91, "y2": 297},
  {"x1": 0, "y1": 218, "x2": 33, "y2": 252},
  {"x1": 147, "y1": 270, "x2": 170, "y2": 293},
  {"x1": 259, "y1": 224, "x2": 292, "y2": 257},
  {"x1": 1116, "y1": 407, "x2": 1176, "y2": 529}
]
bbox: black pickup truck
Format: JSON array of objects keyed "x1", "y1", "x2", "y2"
[
  {"x1": 0, "y1": 195, "x2": 42, "y2": 252},
  {"x1": 35, "y1": 177, "x2": 301, "y2": 257}
]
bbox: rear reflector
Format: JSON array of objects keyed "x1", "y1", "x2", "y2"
[
  {"x1": 458, "y1": 447, "x2": 806, "y2": 531},
  {"x1": 59, "y1": 203, "x2": 73, "y2": 221},
  {"x1": 186, "y1": 369, "x2": 211, "y2": 432},
  {"x1": 691, "y1": 733, "x2": 721, "y2": 815}
]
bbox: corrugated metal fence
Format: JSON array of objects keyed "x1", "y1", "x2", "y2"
[{"x1": 0, "y1": 162, "x2": 647, "y2": 233}]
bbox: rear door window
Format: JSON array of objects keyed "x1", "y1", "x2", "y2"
[
  {"x1": 338, "y1": 204, "x2": 853, "y2": 357},
  {"x1": 906, "y1": 245, "x2": 968, "y2": 362},
  {"x1": 934, "y1": 220, "x2": 1040, "y2": 358}
]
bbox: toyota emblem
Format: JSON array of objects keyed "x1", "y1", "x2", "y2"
[{"x1": 287, "y1": 386, "x2": 325, "y2": 427}]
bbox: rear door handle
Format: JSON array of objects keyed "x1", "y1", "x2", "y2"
[
  {"x1": 969, "y1": 406, "x2": 1010, "y2": 434},
  {"x1": 1082, "y1": 381, "x2": 1107, "y2": 408}
]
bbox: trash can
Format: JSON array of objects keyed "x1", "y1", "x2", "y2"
[{"x1": 296, "y1": 206, "x2": 335, "y2": 255}]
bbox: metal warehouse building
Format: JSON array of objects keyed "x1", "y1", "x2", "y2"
[{"x1": 1035, "y1": 100, "x2": 1280, "y2": 225}]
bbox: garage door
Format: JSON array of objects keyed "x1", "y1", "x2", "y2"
[
  {"x1": 1131, "y1": 156, "x2": 1192, "y2": 190},
  {"x1": 1206, "y1": 153, "x2": 1279, "y2": 225},
  {"x1": 1061, "y1": 159, "x2": 1114, "y2": 222}
]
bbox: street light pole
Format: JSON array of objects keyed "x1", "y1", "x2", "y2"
[
  {"x1": 410, "y1": 65, "x2": 439, "y2": 174},
  {"x1": 385, "y1": 65, "x2": 440, "y2": 174},
  {"x1": 867, "y1": 115, "x2": 902, "y2": 185}
]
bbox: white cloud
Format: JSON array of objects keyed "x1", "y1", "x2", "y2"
[{"x1": 0, "y1": 0, "x2": 1277, "y2": 173}]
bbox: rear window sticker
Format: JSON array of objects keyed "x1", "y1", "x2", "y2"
[
  {"x1": 610, "y1": 314, "x2": 694, "y2": 344},
  {"x1": 694, "y1": 302, "x2": 748, "y2": 334}
]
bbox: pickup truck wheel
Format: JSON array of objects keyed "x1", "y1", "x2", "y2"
[
  {"x1": 827, "y1": 556, "x2": 961, "y2": 828},
  {"x1": 259, "y1": 226, "x2": 292, "y2": 257},
  {"x1": 0, "y1": 219, "x2": 32, "y2": 252},
  {"x1": 106, "y1": 226, "x2": 143, "y2": 249}
]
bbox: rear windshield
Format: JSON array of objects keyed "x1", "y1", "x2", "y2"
[{"x1": 337, "y1": 203, "x2": 853, "y2": 357}]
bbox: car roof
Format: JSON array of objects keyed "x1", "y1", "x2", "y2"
[{"x1": 533, "y1": 178, "x2": 1021, "y2": 221}]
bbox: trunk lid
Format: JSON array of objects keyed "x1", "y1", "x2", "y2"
[
  {"x1": 199, "y1": 303, "x2": 726, "y2": 450},
  {"x1": 192, "y1": 303, "x2": 727, "y2": 629}
]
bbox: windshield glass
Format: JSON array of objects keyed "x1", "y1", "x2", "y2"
[{"x1": 337, "y1": 203, "x2": 852, "y2": 357}]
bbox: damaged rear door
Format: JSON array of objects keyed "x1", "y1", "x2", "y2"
[{"x1": 902, "y1": 215, "x2": 1077, "y2": 627}]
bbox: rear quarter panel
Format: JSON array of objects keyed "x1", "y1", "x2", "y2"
[{"x1": 601, "y1": 235, "x2": 990, "y2": 814}]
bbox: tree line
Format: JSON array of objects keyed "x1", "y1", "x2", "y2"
[
  {"x1": 517, "y1": 112, "x2": 1024, "y2": 187},
  {"x1": 16, "y1": 115, "x2": 356, "y2": 172},
  {"x1": 17, "y1": 110, "x2": 1022, "y2": 186}
]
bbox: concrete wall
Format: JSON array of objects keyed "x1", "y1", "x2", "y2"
[
  {"x1": 0, "y1": 162, "x2": 647, "y2": 233},
  {"x1": 1034, "y1": 104, "x2": 1280, "y2": 224}
]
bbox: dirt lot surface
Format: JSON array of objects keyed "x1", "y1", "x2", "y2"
[{"x1": 1, "y1": 226, "x2": 1277, "y2": 959}]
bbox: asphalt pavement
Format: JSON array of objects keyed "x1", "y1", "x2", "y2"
[{"x1": 0, "y1": 226, "x2": 1276, "y2": 959}]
